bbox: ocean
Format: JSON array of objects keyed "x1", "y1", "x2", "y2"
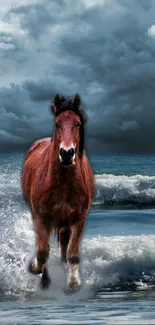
[{"x1": 0, "y1": 152, "x2": 155, "y2": 324}]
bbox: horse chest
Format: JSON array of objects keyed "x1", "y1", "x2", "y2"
[
  {"x1": 34, "y1": 181, "x2": 85, "y2": 217},
  {"x1": 32, "y1": 168, "x2": 89, "y2": 219},
  {"x1": 49, "y1": 182, "x2": 81, "y2": 207},
  {"x1": 35, "y1": 186, "x2": 79, "y2": 227}
]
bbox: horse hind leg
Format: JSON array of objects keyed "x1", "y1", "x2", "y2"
[{"x1": 28, "y1": 216, "x2": 51, "y2": 289}]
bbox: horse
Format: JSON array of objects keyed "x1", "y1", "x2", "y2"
[{"x1": 21, "y1": 94, "x2": 95, "y2": 292}]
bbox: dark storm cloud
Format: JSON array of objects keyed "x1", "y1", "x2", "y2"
[
  {"x1": 0, "y1": 84, "x2": 53, "y2": 150},
  {"x1": 0, "y1": 0, "x2": 155, "y2": 152}
]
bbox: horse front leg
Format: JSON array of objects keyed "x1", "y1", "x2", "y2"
[
  {"x1": 66, "y1": 214, "x2": 86, "y2": 292},
  {"x1": 28, "y1": 216, "x2": 51, "y2": 289},
  {"x1": 59, "y1": 227, "x2": 70, "y2": 263}
]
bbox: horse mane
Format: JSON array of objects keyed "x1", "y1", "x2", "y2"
[{"x1": 50, "y1": 95, "x2": 87, "y2": 154}]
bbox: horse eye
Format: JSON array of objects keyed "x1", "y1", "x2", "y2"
[{"x1": 76, "y1": 122, "x2": 81, "y2": 127}]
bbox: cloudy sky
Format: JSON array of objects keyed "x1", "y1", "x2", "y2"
[{"x1": 0, "y1": 0, "x2": 155, "y2": 153}]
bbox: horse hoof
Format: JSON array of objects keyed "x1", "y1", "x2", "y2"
[
  {"x1": 40, "y1": 265, "x2": 51, "y2": 290},
  {"x1": 28, "y1": 260, "x2": 41, "y2": 275},
  {"x1": 40, "y1": 275, "x2": 51, "y2": 289},
  {"x1": 66, "y1": 280, "x2": 81, "y2": 294}
]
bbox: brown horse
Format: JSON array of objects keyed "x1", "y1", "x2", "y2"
[{"x1": 21, "y1": 94, "x2": 95, "y2": 292}]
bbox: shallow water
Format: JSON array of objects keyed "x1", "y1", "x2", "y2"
[
  {"x1": 0, "y1": 152, "x2": 155, "y2": 324},
  {"x1": 2, "y1": 295, "x2": 155, "y2": 325}
]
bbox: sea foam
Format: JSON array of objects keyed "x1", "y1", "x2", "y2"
[
  {"x1": 1, "y1": 212, "x2": 155, "y2": 301},
  {"x1": 94, "y1": 174, "x2": 155, "y2": 207}
]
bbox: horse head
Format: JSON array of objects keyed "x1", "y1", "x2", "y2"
[{"x1": 51, "y1": 94, "x2": 87, "y2": 167}]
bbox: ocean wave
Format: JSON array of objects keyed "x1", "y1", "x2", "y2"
[
  {"x1": 94, "y1": 174, "x2": 155, "y2": 208},
  {"x1": 1, "y1": 172, "x2": 155, "y2": 209},
  {"x1": 1, "y1": 212, "x2": 155, "y2": 302},
  {"x1": 1, "y1": 169, "x2": 155, "y2": 208}
]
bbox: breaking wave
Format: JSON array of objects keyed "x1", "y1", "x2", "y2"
[
  {"x1": 94, "y1": 174, "x2": 155, "y2": 208},
  {"x1": 1, "y1": 212, "x2": 155, "y2": 302},
  {"x1": 1, "y1": 172, "x2": 155, "y2": 209}
]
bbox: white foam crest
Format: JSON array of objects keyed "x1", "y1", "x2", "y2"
[
  {"x1": 94, "y1": 174, "x2": 155, "y2": 205},
  {"x1": 82, "y1": 235, "x2": 155, "y2": 288},
  {"x1": 1, "y1": 171, "x2": 155, "y2": 207},
  {"x1": 0, "y1": 211, "x2": 35, "y2": 295},
  {"x1": 1, "y1": 209, "x2": 155, "y2": 301},
  {"x1": 34, "y1": 234, "x2": 155, "y2": 301}
]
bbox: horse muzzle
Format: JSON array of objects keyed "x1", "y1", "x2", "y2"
[{"x1": 59, "y1": 146, "x2": 75, "y2": 167}]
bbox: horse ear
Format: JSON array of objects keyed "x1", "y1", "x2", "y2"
[
  {"x1": 54, "y1": 94, "x2": 61, "y2": 107},
  {"x1": 73, "y1": 94, "x2": 81, "y2": 108},
  {"x1": 51, "y1": 94, "x2": 61, "y2": 114}
]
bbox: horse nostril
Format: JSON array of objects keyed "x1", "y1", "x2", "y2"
[
  {"x1": 59, "y1": 147, "x2": 75, "y2": 160},
  {"x1": 60, "y1": 148, "x2": 65, "y2": 157},
  {"x1": 68, "y1": 148, "x2": 74, "y2": 158}
]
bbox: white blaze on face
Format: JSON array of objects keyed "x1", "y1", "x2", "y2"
[{"x1": 59, "y1": 142, "x2": 76, "y2": 164}]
